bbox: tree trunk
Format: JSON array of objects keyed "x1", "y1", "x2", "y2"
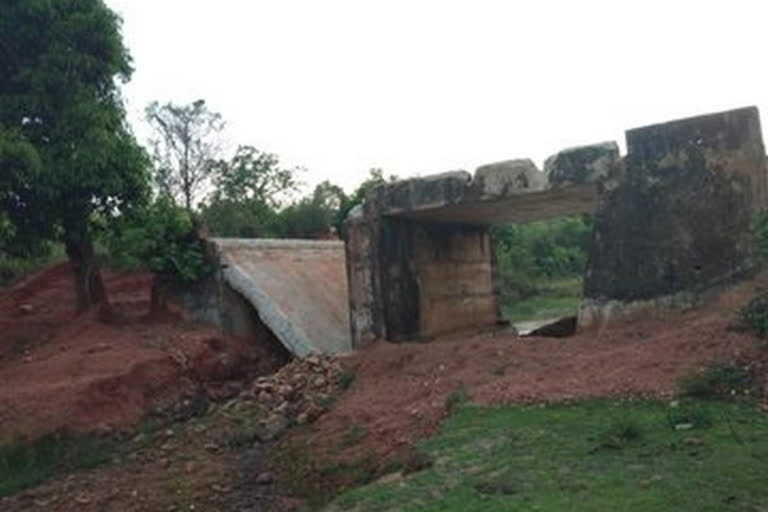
[
  {"x1": 65, "y1": 235, "x2": 109, "y2": 314},
  {"x1": 149, "y1": 274, "x2": 169, "y2": 318}
]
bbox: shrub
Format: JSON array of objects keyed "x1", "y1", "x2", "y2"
[
  {"x1": 741, "y1": 292, "x2": 768, "y2": 339},
  {"x1": 678, "y1": 362, "x2": 753, "y2": 399},
  {"x1": 445, "y1": 387, "x2": 468, "y2": 413},
  {"x1": 109, "y1": 199, "x2": 208, "y2": 315},
  {"x1": 338, "y1": 372, "x2": 356, "y2": 390},
  {"x1": 0, "y1": 433, "x2": 113, "y2": 496},
  {"x1": 110, "y1": 198, "x2": 207, "y2": 282},
  {"x1": 593, "y1": 421, "x2": 643, "y2": 451}
]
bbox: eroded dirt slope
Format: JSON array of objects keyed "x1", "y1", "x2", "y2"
[{"x1": 0, "y1": 263, "x2": 287, "y2": 442}]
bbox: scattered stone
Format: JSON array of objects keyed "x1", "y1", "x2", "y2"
[
  {"x1": 18, "y1": 303, "x2": 34, "y2": 315},
  {"x1": 249, "y1": 354, "x2": 346, "y2": 429},
  {"x1": 261, "y1": 414, "x2": 289, "y2": 441},
  {"x1": 255, "y1": 472, "x2": 273, "y2": 485},
  {"x1": 74, "y1": 494, "x2": 91, "y2": 504},
  {"x1": 674, "y1": 423, "x2": 694, "y2": 431}
]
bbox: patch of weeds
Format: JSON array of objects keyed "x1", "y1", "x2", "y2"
[
  {"x1": 0, "y1": 432, "x2": 114, "y2": 496},
  {"x1": 665, "y1": 401, "x2": 713, "y2": 430},
  {"x1": 740, "y1": 292, "x2": 768, "y2": 339},
  {"x1": 338, "y1": 372, "x2": 356, "y2": 390},
  {"x1": 400, "y1": 445, "x2": 434, "y2": 475},
  {"x1": 591, "y1": 421, "x2": 643, "y2": 451},
  {"x1": 314, "y1": 393, "x2": 337, "y2": 410},
  {"x1": 444, "y1": 386, "x2": 468, "y2": 414},
  {"x1": 274, "y1": 443, "x2": 379, "y2": 508},
  {"x1": 473, "y1": 471, "x2": 523, "y2": 496},
  {"x1": 678, "y1": 362, "x2": 754, "y2": 399},
  {"x1": 339, "y1": 424, "x2": 367, "y2": 448}
]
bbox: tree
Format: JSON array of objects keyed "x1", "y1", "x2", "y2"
[
  {"x1": 0, "y1": 0, "x2": 150, "y2": 313},
  {"x1": 146, "y1": 99, "x2": 224, "y2": 210},
  {"x1": 275, "y1": 181, "x2": 347, "y2": 239},
  {"x1": 335, "y1": 168, "x2": 397, "y2": 234},
  {"x1": 201, "y1": 145, "x2": 300, "y2": 237},
  {"x1": 0, "y1": 130, "x2": 47, "y2": 256},
  {"x1": 210, "y1": 145, "x2": 299, "y2": 207}
]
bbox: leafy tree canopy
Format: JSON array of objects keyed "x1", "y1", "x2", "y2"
[{"x1": 0, "y1": 0, "x2": 149, "y2": 311}]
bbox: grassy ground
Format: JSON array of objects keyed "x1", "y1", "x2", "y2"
[
  {"x1": 501, "y1": 277, "x2": 582, "y2": 323},
  {"x1": 0, "y1": 433, "x2": 114, "y2": 496},
  {"x1": 327, "y1": 398, "x2": 768, "y2": 511}
]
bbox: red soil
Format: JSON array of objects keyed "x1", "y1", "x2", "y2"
[
  {"x1": 0, "y1": 263, "x2": 285, "y2": 441},
  {"x1": 298, "y1": 281, "x2": 767, "y2": 464}
]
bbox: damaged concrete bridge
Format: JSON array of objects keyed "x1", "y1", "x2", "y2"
[
  {"x1": 345, "y1": 106, "x2": 768, "y2": 347},
  {"x1": 190, "y1": 107, "x2": 767, "y2": 356}
]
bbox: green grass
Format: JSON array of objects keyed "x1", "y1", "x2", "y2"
[
  {"x1": 0, "y1": 433, "x2": 114, "y2": 496},
  {"x1": 0, "y1": 244, "x2": 66, "y2": 288},
  {"x1": 327, "y1": 399, "x2": 768, "y2": 511},
  {"x1": 502, "y1": 277, "x2": 582, "y2": 323}
]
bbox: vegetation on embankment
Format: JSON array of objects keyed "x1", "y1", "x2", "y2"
[
  {"x1": 327, "y1": 398, "x2": 768, "y2": 511},
  {"x1": 493, "y1": 215, "x2": 592, "y2": 323}
]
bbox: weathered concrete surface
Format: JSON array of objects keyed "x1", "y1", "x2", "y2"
[
  {"x1": 413, "y1": 224, "x2": 499, "y2": 337},
  {"x1": 544, "y1": 141, "x2": 621, "y2": 186},
  {"x1": 213, "y1": 239, "x2": 352, "y2": 356},
  {"x1": 369, "y1": 148, "x2": 619, "y2": 226},
  {"x1": 345, "y1": 143, "x2": 619, "y2": 345},
  {"x1": 581, "y1": 106, "x2": 768, "y2": 327}
]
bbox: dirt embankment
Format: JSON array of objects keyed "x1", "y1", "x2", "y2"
[
  {"x1": 292, "y1": 281, "x2": 766, "y2": 468},
  {"x1": 0, "y1": 263, "x2": 287, "y2": 442}
]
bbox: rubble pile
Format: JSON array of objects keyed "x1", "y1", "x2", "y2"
[{"x1": 243, "y1": 354, "x2": 347, "y2": 436}]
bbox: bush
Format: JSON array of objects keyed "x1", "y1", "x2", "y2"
[
  {"x1": 0, "y1": 433, "x2": 113, "y2": 497},
  {"x1": 678, "y1": 362, "x2": 754, "y2": 399},
  {"x1": 110, "y1": 198, "x2": 207, "y2": 283},
  {"x1": 741, "y1": 292, "x2": 768, "y2": 339},
  {"x1": 109, "y1": 199, "x2": 208, "y2": 315},
  {"x1": 445, "y1": 387, "x2": 468, "y2": 413},
  {"x1": 593, "y1": 421, "x2": 643, "y2": 451}
]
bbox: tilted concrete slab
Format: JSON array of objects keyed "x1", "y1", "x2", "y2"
[{"x1": 212, "y1": 239, "x2": 352, "y2": 356}]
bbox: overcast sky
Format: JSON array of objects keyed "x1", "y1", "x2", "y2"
[{"x1": 106, "y1": 0, "x2": 767, "y2": 193}]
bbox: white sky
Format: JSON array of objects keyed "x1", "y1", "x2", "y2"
[{"x1": 106, "y1": 0, "x2": 768, "y2": 193}]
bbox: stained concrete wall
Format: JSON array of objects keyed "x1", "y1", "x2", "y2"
[
  {"x1": 581, "y1": 106, "x2": 768, "y2": 326},
  {"x1": 413, "y1": 224, "x2": 498, "y2": 338}
]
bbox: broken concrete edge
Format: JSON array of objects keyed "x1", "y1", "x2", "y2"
[{"x1": 359, "y1": 142, "x2": 621, "y2": 220}]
